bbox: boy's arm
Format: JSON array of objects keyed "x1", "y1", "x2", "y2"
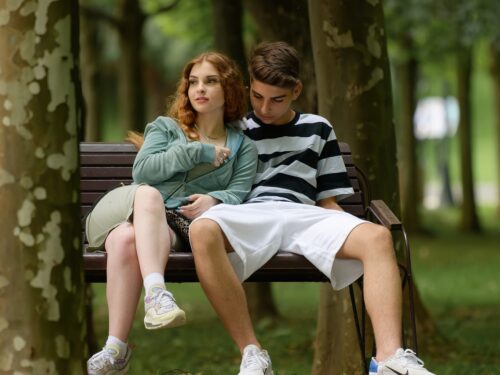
[{"x1": 316, "y1": 196, "x2": 344, "y2": 211}]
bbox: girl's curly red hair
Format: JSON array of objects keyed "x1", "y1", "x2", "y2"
[
  {"x1": 128, "y1": 52, "x2": 246, "y2": 149},
  {"x1": 169, "y1": 52, "x2": 247, "y2": 140}
]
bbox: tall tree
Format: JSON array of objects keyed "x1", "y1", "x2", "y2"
[
  {"x1": 211, "y1": 0, "x2": 247, "y2": 78},
  {"x1": 80, "y1": 0, "x2": 180, "y2": 136},
  {"x1": 491, "y1": 44, "x2": 500, "y2": 216},
  {"x1": 384, "y1": 0, "x2": 425, "y2": 233},
  {"x1": 309, "y1": 0, "x2": 399, "y2": 373},
  {"x1": 80, "y1": 11, "x2": 102, "y2": 141},
  {"x1": 0, "y1": 1, "x2": 85, "y2": 373},
  {"x1": 456, "y1": 46, "x2": 480, "y2": 231},
  {"x1": 244, "y1": 0, "x2": 317, "y2": 113}
]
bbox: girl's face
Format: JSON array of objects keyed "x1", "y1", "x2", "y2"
[{"x1": 188, "y1": 60, "x2": 225, "y2": 116}]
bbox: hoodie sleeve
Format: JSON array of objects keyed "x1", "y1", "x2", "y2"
[
  {"x1": 207, "y1": 136, "x2": 258, "y2": 205},
  {"x1": 132, "y1": 117, "x2": 215, "y2": 185}
]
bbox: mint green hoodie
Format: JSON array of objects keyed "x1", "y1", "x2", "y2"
[{"x1": 132, "y1": 116, "x2": 257, "y2": 209}]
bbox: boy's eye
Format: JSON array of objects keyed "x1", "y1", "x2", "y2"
[{"x1": 273, "y1": 98, "x2": 284, "y2": 103}]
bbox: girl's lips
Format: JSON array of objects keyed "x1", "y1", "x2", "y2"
[{"x1": 196, "y1": 97, "x2": 208, "y2": 102}]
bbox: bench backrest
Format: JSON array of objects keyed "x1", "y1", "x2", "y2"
[
  {"x1": 80, "y1": 142, "x2": 366, "y2": 220},
  {"x1": 80, "y1": 142, "x2": 368, "y2": 282}
]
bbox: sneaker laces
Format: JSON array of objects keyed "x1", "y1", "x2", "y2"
[
  {"x1": 393, "y1": 348, "x2": 425, "y2": 368},
  {"x1": 150, "y1": 288, "x2": 177, "y2": 312},
  {"x1": 88, "y1": 346, "x2": 119, "y2": 369},
  {"x1": 241, "y1": 346, "x2": 269, "y2": 370}
]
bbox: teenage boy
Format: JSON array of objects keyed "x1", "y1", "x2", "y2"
[{"x1": 190, "y1": 41, "x2": 435, "y2": 375}]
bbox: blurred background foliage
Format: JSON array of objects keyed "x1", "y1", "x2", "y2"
[{"x1": 78, "y1": 0, "x2": 500, "y2": 373}]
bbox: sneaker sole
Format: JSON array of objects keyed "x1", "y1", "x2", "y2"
[
  {"x1": 144, "y1": 308, "x2": 186, "y2": 330},
  {"x1": 87, "y1": 363, "x2": 129, "y2": 375}
]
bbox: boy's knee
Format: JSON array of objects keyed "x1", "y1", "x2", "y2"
[{"x1": 190, "y1": 219, "x2": 223, "y2": 249}]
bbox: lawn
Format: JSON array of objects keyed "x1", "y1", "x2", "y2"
[{"x1": 90, "y1": 206, "x2": 500, "y2": 374}]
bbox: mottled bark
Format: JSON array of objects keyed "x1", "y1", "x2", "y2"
[
  {"x1": 309, "y1": 1, "x2": 398, "y2": 373},
  {"x1": 0, "y1": 1, "x2": 85, "y2": 373},
  {"x1": 457, "y1": 47, "x2": 481, "y2": 232}
]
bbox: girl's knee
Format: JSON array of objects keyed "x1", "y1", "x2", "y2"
[
  {"x1": 106, "y1": 225, "x2": 137, "y2": 263},
  {"x1": 135, "y1": 185, "x2": 164, "y2": 211}
]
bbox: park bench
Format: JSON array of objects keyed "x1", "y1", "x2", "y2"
[{"x1": 80, "y1": 141, "x2": 417, "y2": 373}]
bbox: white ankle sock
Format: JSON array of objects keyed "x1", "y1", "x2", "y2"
[
  {"x1": 143, "y1": 272, "x2": 165, "y2": 294},
  {"x1": 106, "y1": 336, "x2": 128, "y2": 358}
]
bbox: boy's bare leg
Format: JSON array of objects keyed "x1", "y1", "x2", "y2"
[
  {"x1": 190, "y1": 219, "x2": 260, "y2": 352},
  {"x1": 337, "y1": 223, "x2": 402, "y2": 361}
]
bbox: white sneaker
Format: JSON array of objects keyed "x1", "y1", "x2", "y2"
[
  {"x1": 87, "y1": 343, "x2": 131, "y2": 375},
  {"x1": 369, "y1": 348, "x2": 436, "y2": 375},
  {"x1": 143, "y1": 285, "x2": 186, "y2": 330},
  {"x1": 238, "y1": 344, "x2": 274, "y2": 375}
]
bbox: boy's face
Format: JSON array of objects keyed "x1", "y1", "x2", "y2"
[{"x1": 250, "y1": 79, "x2": 302, "y2": 125}]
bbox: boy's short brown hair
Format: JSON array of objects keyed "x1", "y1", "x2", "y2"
[{"x1": 248, "y1": 41, "x2": 300, "y2": 89}]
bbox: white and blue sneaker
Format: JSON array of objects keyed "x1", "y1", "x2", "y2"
[
  {"x1": 238, "y1": 344, "x2": 274, "y2": 375},
  {"x1": 369, "y1": 348, "x2": 435, "y2": 375}
]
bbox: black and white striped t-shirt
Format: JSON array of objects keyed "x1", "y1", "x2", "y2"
[{"x1": 243, "y1": 112, "x2": 354, "y2": 205}]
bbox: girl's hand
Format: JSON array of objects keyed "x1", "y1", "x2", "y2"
[
  {"x1": 213, "y1": 146, "x2": 231, "y2": 167},
  {"x1": 177, "y1": 194, "x2": 220, "y2": 219}
]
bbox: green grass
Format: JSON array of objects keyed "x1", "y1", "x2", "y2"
[
  {"x1": 90, "y1": 206, "x2": 500, "y2": 374},
  {"x1": 91, "y1": 282, "x2": 321, "y2": 374},
  {"x1": 409, "y1": 207, "x2": 500, "y2": 375}
]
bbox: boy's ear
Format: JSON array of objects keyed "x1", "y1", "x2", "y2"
[{"x1": 292, "y1": 81, "x2": 303, "y2": 100}]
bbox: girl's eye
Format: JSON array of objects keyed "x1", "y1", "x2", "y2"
[
  {"x1": 206, "y1": 78, "x2": 220, "y2": 84},
  {"x1": 189, "y1": 79, "x2": 197, "y2": 85}
]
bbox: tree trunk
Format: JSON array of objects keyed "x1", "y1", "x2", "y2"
[
  {"x1": 118, "y1": 0, "x2": 146, "y2": 135},
  {"x1": 211, "y1": 0, "x2": 247, "y2": 80},
  {"x1": 457, "y1": 47, "x2": 481, "y2": 232},
  {"x1": 309, "y1": 1, "x2": 398, "y2": 373},
  {"x1": 396, "y1": 37, "x2": 421, "y2": 233},
  {"x1": 0, "y1": 1, "x2": 85, "y2": 373},
  {"x1": 80, "y1": 11, "x2": 102, "y2": 141},
  {"x1": 490, "y1": 43, "x2": 500, "y2": 217},
  {"x1": 244, "y1": 0, "x2": 317, "y2": 113}
]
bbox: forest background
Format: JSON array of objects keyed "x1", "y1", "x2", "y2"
[{"x1": 0, "y1": 0, "x2": 499, "y2": 374}]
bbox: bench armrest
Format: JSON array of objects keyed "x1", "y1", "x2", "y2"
[{"x1": 367, "y1": 200, "x2": 402, "y2": 231}]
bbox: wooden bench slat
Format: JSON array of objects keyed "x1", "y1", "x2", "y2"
[
  {"x1": 81, "y1": 154, "x2": 136, "y2": 165},
  {"x1": 80, "y1": 167, "x2": 132, "y2": 178}
]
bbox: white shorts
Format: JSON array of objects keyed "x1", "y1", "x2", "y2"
[{"x1": 193, "y1": 201, "x2": 367, "y2": 290}]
